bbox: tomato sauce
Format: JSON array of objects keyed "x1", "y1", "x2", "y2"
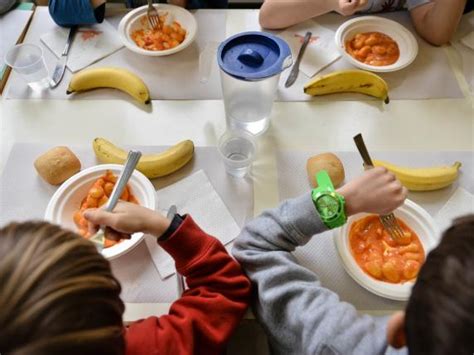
[
  {"x1": 349, "y1": 215, "x2": 425, "y2": 284},
  {"x1": 345, "y1": 32, "x2": 400, "y2": 66},
  {"x1": 73, "y1": 170, "x2": 139, "y2": 248}
]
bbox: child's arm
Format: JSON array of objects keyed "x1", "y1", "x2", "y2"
[
  {"x1": 408, "y1": 0, "x2": 466, "y2": 45},
  {"x1": 259, "y1": 0, "x2": 366, "y2": 29},
  {"x1": 232, "y1": 168, "x2": 407, "y2": 354},
  {"x1": 84, "y1": 204, "x2": 251, "y2": 355}
]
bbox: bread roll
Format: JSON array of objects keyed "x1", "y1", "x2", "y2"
[
  {"x1": 307, "y1": 153, "x2": 345, "y2": 188},
  {"x1": 34, "y1": 147, "x2": 81, "y2": 185}
]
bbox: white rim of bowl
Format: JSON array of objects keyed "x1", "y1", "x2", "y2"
[
  {"x1": 117, "y1": 4, "x2": 197, "y2": 56},
  {"x1": 44, "y1": 164, "x2": 157, "y2": 260},
  {"x1": 335, "y1": 16, "x2": 419, "y2": 73},
  {"x1": 334, "y1": 199, "x2": 439, "y2": 301}
]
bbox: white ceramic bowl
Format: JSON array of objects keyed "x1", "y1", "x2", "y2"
[
  {"x1": 334, "y1": 199, "x2": 438, "y2": 301},
  {"x1": 335, "y1": 16, "x2": 418, "y2": 73},
  {"x1": 45, "y1": 164, "x2": 157, "y2": 260},
  {"x1": 118, "y1": 4, "x2": 197, "y2": 57}
]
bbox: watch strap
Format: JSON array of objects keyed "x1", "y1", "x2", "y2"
[{"x1": 316, "y1": 170, "x2": 334, "y2": 191}]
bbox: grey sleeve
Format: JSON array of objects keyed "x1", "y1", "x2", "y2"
[
  {"x1": 232, "y1": 194, "x2": 389, "y2": 355},
  {"x1": 406, "y1": 0, "x2": 431, "y2": 11}
]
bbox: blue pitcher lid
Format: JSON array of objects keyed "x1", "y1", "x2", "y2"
[{"x1": 217, "y1": 31, "x2": 292, "y2": 81}]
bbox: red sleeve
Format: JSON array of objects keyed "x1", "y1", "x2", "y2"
[{"x1": 125, "y1": 215, "x2": 252, "y2": 355}]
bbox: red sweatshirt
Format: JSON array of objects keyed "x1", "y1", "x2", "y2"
[{"x1": 125, "y1": 215, "x2": 252, "y2": 355}]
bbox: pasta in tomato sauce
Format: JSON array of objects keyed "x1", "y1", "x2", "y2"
[
  {"x1": 349, "y1": 215, "x2": 425, "y2": 284},
  {"x1": 131, "y1": 15, "x2": 186, "y2": 51},
  {"x1": 345, "y1": 32, "x2": 400, "y2": 66}
]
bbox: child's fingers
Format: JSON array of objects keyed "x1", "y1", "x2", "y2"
[
  {"x1": 105, "y1": 227, "x2": 131, "y2": 241},
  {"x1": 83, "y1": 208, "x2": 118, "y2": 228},
  {"x1": 340, "y1": 0, "x2": 360, "y2": 13}
]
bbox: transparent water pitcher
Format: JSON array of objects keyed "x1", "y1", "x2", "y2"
[{"x1": 218, "y1": 32, "x2": 292, "y2": 135}]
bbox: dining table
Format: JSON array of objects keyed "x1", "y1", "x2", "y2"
[{"x1": 0, "y1": 6, "x2": 473, "y2": 354}]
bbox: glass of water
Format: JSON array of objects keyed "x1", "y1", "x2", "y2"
[
  {"x1": 4, "y1": 44, "x2": 50, "y2": 90},
  {"x1": 218, "y1": 129, "x2": 257, "y2": 178}
]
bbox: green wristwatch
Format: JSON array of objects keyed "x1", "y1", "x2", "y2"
[{"x1": 311, "y1": 170, "x2": 347, "y2": 229}]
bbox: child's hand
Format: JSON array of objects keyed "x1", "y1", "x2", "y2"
[
  {"x1": 337, "y1": 167, "x2": 408, "y2": 216},
  {"x1": 83, "y1": 201, "x2": 171, "y2": 239},
  {"x1": 336, "y1": 0, "x2": 367, "y2": 16}
]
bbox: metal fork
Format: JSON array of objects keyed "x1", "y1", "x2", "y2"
[
  {"x1": 353, "y1": 133, "x2": 405, "y2": 241},
  {"x1": 146, "y1": 0, "x2": 161, "y2": 30}
]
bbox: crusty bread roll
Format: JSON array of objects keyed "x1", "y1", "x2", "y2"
[
  {"x1": 307, "y1": 153, "x2": 345, "y2": 188},
  {"x1": 34, "y1": 147, "x2": 81, "y2": 185}
]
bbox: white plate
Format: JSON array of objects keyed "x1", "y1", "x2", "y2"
[
  {"x1": 334, "y1": 199, "x2": 438, "y2": 301},
  {"x1": 45, "y1": 164, "x2": 157, "y2": 260},
  {"x1": 335, "y1": 16, "x2": 418, "y2": 73},
  {"x1": 118, "y1": 4, "x2": 197, "y2": 57}
]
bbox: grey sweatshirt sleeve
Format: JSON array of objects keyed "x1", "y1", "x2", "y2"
[{"x1": 232, "y1": 194, "x2": 390, "y2": 355}]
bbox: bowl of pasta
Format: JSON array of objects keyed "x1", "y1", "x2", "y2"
[
  {"x1": 118, "y1": 4, "x2": 197, "y2": 56},
  {"x1": 335, "y1": 16, "x2": 418, "y2": 72},
  {"x1": 45, "y1": 164, "x2": 157, "y2": 260},
  {"x1": 334, "y1": 199, "x2": 438, "y2": 301}
]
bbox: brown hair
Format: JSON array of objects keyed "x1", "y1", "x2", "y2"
[
  {"x1": 405, "y1": 214, "x2": 474, "y2": 355},
  {"x1": 0, "y1": 221, "x2": 125, "y2": 355}
]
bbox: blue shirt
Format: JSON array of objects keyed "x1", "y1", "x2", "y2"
[{"x1": 49, "y1": 0, "x2": 227, "y2": 27}]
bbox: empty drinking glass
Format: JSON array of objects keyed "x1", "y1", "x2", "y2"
[
  {"x1": 4, "y1": 43, "x2": 50, "y2": 90},
  {"x1": 218, "y1": 129, "x2": 257, "y2": 178}
]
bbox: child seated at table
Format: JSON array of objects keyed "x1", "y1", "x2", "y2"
[
  {"x1": 0, "y1": 202, "x2": 251, "y2": 354},
  {"x1": 259, "y1": 0, "x2": 470, "y2": 46},
  {"x1": 48, "y1": 0, "x2": 227, "y2": 27},
  {"x1": 233, "y1": 167, "x2": 474, "y2": 355}
]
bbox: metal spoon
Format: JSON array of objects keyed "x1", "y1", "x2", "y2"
[{"x1": 90, "y1": 150, "x2": 142, "y2": 251}]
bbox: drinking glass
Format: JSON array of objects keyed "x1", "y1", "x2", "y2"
[
  {"x1": 218, "y1": 129, "x2": 257, "y2": 178},
  {"x1": 4, "y1": 43, "x2": 50, "y2": 90}
]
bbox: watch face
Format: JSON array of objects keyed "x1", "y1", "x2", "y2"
[{"x1": 315, "y1": 194, "x2": 339, "y2": 219}]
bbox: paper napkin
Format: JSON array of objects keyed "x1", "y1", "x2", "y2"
[
  {"x1": 435, "y1": 187, "x2": 474, "y2": 235},
  {"x1": 145, "y1": 170, "x2": 241, "y2": 279},
  {"x1": 460, "y1": 31, "x2": 474, "y2": 50},
  {"x1": 279, "y1": 21, "x2": 341, "y2": 78},
  {"x1": 40, "y1": 21, "x2": 123, "y2": 73}
]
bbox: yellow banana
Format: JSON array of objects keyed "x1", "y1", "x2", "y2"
[
  {"x1": 67, "y1": 67, "x2": 151, "y2": 104},
  {"x1": 304, "y1": 70, "x2": 389, "y2": 103},
  {"x1": 93, "y1": 137, "x2": 194, "y2": 179},
  {"x1": 373, "y1": 160, "x2": 462, "y2": 191}
]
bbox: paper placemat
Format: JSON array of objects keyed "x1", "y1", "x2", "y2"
[
  {"x1": 41, "y1": 21, "x2": 124, "y2": 73},
  {"x1": 0, "y1": 143, "x2": 253, "y2": 302},
  {"x1": 0, "y1": 4, "x2": 34, "y2": 92},
  {"x1": 276, "y1": 150, "x2": 473, "y2": 311},
  {"x1": 452, "y1": 12, "x2": 474, "y2": 93},
  {"x1": 147, "y1": 170, "x2": 241, "y2": 279},
  {"x1": 279, "y1": 22, "x2": 341, "y2": 78},
  {"x1": 239, "y1": 10, "x2": 464, "y2": 101},
  {"x1": 5, "y1": 7, "x2": 226, "y2": 101},
  {"x1": 434, "y1": 187, "x2": 474, "y2": 234}
]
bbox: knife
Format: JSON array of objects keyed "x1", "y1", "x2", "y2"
[
  {"x1": 167, "y1": 205, "x2": 186, "y2": 296},
  {"x1": 50, "y1": 26, "x2": 77, "y2": 88},
  {"x1": 284, "y1": 31, "x2": 312, "y2": 88}
]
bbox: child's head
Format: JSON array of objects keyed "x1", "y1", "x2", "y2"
[
  {"x1": 388, "y1": 215, "x2": 474, "y2": 354},
  {"x1": 0, "y1": 221, "x2": 125, "y2": 355}
]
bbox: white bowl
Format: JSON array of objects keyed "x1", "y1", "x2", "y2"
[
  {"x1": 335, "y1": 16, "x2": 418, "y2": 73},
  {"x1": 45, "y1": 164, "x2": 157, "y2": 260},
  {"x1": 334, "y1": 199, "x2": 438, "y2": 301},
  {"x1": 118, "y1": 4, "x2": 197, "y2": 57}
]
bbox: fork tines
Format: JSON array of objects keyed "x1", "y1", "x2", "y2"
[
  {"x1": 147, "y1": 13, "x2": 161, "y2": 30},
  {"x1": 379, "y1": 214, "x2": 405, "y2": 241}
]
